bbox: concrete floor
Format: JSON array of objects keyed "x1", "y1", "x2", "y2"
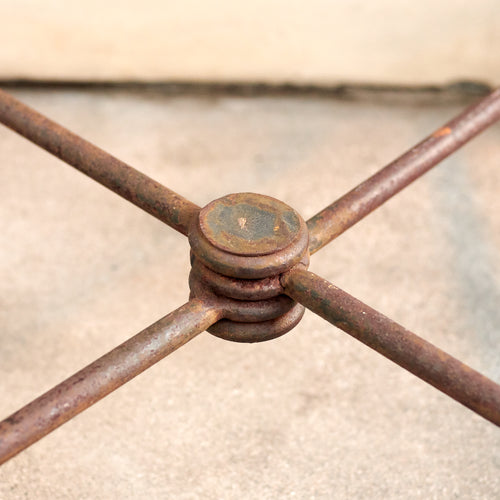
[{"x1": 0, "y1": 89, "x2": 499, "y2": 499}]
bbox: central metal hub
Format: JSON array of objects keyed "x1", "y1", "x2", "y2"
[
  {"x1": 189, "y1": 193, "x2": 309, "y2": 280},
  {"x1": 199, "y1": 193, "x2": 302, "y2": 256},
  {"x1": 188, "y1": 193, "x2": 310, "y2": 343}
]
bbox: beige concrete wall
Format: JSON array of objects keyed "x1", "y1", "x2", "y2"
[{"x1": 1, "y1": 0, "x2": 500, "y2": 85}]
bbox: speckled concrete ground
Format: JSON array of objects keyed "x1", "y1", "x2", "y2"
[{"x1": 0, "y1": 89, "x2": 499, "y2": 499}]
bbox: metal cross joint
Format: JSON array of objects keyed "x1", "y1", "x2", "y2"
[
  {"x1": 1, "y1": 87, "x2": 500, "y2": 466},
  {"x1": 188, "y1": 192, "x2": 309, "y2": 342}
]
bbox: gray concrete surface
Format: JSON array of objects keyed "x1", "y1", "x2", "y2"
[{"x1": 0, "y1": 89, "x2": 499, "y2": 498}]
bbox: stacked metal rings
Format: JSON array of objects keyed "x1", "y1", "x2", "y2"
[{"x1": 188, "y1": 193, "x2": 309, "y2": 342}]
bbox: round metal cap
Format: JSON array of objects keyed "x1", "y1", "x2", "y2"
[{"x1": 199, "y1": 193, "x2": 302, "y2": 256}]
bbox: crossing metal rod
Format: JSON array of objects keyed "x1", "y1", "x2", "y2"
[
  {"x1": 307, "y1": 88, "x2": 500, "y2": 254},
  {"x1": 281, "y1": 268, "x2": 500, "y2": 426},
  {"x1": 0, "y1": 299, "x2": 223, "y2": 465},
  {"x1": 0, "y1": 88, "x2": 200, "y2": 236}
]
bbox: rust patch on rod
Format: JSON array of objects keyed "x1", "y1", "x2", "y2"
[
  {"x1": 0, "y1": 299, "x2": 222, "y2": 465},
  {"x1": 282, "y1": 268, "x2": 500, "y2": 426},
  {"x1": 0, "y1": 88, "x2": 199, "y2": 235},
  {"x1": 307, "y1": 88, "x2": 500, "y2": 253}
]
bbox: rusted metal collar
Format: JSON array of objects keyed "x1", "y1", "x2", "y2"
[{"x1": 188, "y1": 193, "x2": 309, "y2": 342}]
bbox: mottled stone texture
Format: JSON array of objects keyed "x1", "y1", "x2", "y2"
[{"x1": 0, "y1": 90, "x2": 499, "y2": 499}]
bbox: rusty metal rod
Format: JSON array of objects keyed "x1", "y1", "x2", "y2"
[
  {"x1": 0, "y1": 299, "x2": 222, "y2": 465},
  {"x1": 0, "y1": 89, "x2": 199, "y2": 235},
  {"x1": 307, "y1": 88, "x2": 500, "y2": 254},
  {"x1": 282, "y1": 268, "x2": 500, "y2": 426}
]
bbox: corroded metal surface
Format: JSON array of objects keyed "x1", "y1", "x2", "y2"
[
  {"x1": 0, "y1": 89, "x2": 199, "y2": 235},
  {"x1": 199, "y1": 192, "x2": 302, "y2": 255},
  {"x1": 208, "y1": 303, "x2": 305, "y2": 343},
  {"x1": 282, "y1": 268, "x2": 500, "y2": 426},
  {"x1": 190, "y1": 256, "x2": 284, "y2": 300},
  {"x1": 0, "y1": 299, "x2": 222, "y2": 465},
  {"x1": 189, "y1": 274, "x2": 296, "y2": 323},
  {"x1": 189, "y1": 193, "x2": 309, "y2": 279},
  {"x1": 189, "y1": 192, "x2": 310, "y2": 342},
  {"x1": 307, "y1": 88, "x2": 500, "y2": 253}
]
